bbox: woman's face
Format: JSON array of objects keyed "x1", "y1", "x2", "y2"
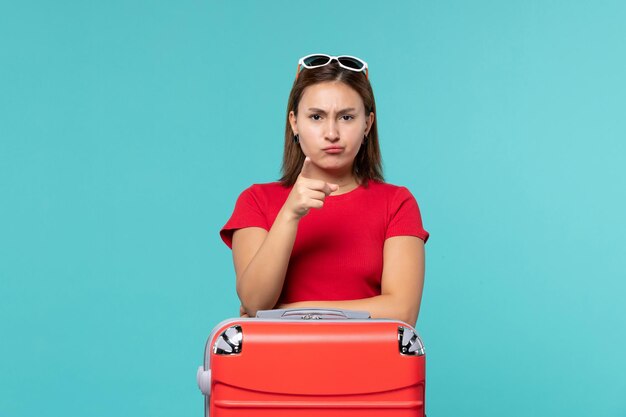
[{"x1": 289, "y1": 81, "x2": 374, "y2": 177}]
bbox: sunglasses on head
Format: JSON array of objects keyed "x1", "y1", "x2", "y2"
[{"x1": 296, "y1": 53, "x2": 369, "y2": 79}]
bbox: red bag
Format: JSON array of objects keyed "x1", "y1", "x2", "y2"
[{"x1": 197, "y1": 308, "x2": 426, "y2": 416}]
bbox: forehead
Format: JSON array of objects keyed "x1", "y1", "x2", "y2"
[{"x1": 299, "y1": 81, "x2": 364, "y2": 111}]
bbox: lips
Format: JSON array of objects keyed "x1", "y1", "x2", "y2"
[
  {"x1": 323, "y1": 147, "x2": 344, "y2": 154},
  {"x1": 323, "y1": 146, "x2": 344, "y2": 151}
]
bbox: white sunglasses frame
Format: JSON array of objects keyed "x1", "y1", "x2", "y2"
[{"x1": 296, "y1": 53, "x2": 369, "y2": 79}]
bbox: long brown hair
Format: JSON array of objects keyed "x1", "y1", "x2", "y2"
[{"x1": 279, "y1": 61, "x2": 384, "y2": 186}]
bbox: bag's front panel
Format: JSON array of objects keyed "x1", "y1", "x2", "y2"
[{"x1": 209, "y1": 320, "x2": 425, "y2": 416}]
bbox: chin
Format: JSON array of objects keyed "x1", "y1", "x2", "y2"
[{"x1": 321, "y1": 163, "x2": 350, "y2": 173}]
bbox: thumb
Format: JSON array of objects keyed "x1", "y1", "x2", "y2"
[
  {"x1": 322, "y1": 182, "x2": 339, "y2": 196},
  {"x1": 300, "y1": 156, "x2": 313, "y2": 178}
]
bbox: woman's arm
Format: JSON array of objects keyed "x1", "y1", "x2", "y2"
[
  {"x1": 232, "y1": 211, "x2": 298, "y2": 317},
  {"x1": 233, "y1": 158, "x2": 338, "y2": 317},
  {"x1": 277, "y1": 236, "x2": 425, "y2": 326}
]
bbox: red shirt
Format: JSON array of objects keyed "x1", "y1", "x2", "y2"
[{"x1": 220, "y1": 180, "x2": 429, "y2": 304}]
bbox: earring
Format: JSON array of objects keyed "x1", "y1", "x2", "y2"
[{"x1": 293, "y1": 134, "x2": 299, "y2": 144}]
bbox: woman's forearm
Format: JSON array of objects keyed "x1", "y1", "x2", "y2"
[{"x1": 236, "y1": 208, "x2": 300, "y2": 316}]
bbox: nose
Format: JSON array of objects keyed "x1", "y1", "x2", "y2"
[{"x1": 324, "y1": 119, "x2": 340, "y2": 142}]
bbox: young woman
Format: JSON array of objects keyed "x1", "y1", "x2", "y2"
[{"x1": 220, "y1": 54, "x2": 429, "y2": 325}]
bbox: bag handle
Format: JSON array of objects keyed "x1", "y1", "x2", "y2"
[{"x1": 255, "y1": 308, "x2": 371, "y2": 320}]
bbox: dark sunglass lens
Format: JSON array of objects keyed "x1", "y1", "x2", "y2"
[
  {"x1": 338, "y1": 57, "x2": 364, "y2": 70},
  {"x1": 303, "y1": 55, "x2": 331, "y2": 67}
]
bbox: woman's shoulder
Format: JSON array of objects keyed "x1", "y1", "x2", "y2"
[
  {"x1": 361, "y1": 180, "x2": 425, "y2": 209},
  {"x1": 239, "y1": 181, "x2": 292, "y2": 201},
  {"x1": 245, "y1": 181, "x2": 291, "y2": 193},
  {"x1": 364, "y1": 179, "x2": 414, "y2": 196}
]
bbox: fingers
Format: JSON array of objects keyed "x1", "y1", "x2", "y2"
[
  {"x1": 299, "y1": 158, "x2": 339, "y2": 193},
  {"x1": 308, "y1": 199, "x2": 324, "y2": 209},
  {"x1": 302, "y1": 180, "x2": 335, "y2": 197},
  {"x1": 299, "y1": 156, "x2": 314, "y2": 179},
  {"x1": 320, "y1": 182, "x2": 339, "y2": 196},
  {"x1": 300, "y1": 156, "x2": 339, "y2": 195},
  {"x1": 290, "y1": 157, "x2": 342, "y2": 218}
]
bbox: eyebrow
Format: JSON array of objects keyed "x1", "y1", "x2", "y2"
[{"x1": 307, "y1": 107, "x2": 357, "y2": 115}]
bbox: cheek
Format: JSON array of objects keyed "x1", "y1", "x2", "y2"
[
  {"x1": 345, "y1": 124, "x2": 366, "y2": 141},
  {"x1": 298, "y1": 120, "x2": 317, "y2": 136},
  {"x1": 309, "y1": 121, "x2": 327, "y2": 132},
  {"x1": 297, "y1": 133, "x2": 315, "y2": 153}
]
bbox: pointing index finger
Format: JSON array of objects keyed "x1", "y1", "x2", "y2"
[{"x1": 300, "y1": 156, "x2": 314, "y2": 179}]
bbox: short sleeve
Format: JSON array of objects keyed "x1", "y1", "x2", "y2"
[
  {"x1": 386, "y1": 187, "x2": 429, "y2": 243},
  {"x1": 219, "y1": 186, "x2": 269, "y2": 249}
]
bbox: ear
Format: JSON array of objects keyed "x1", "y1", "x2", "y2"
[
  {"x1": 365, "y1": 112, "x2": 375, "y2": 136},
  {"x1": 289, "y1": 110, "x2": 298, "y2": 135}
]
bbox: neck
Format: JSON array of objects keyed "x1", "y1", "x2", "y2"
[{"x1": 335, "y1": 177, "x2": 360, "y2": 191}]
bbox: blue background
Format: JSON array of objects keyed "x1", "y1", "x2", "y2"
[{"x1": 1, "y1": 1, "x2": 625, "y2": 416}]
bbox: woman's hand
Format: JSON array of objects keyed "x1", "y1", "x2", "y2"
[
  {"x1": 239, "y1": 304, "x2": 250, "y2": 318},
  {"x1": 281, "y1": 157, "x2": 338, "y2": 220}
]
